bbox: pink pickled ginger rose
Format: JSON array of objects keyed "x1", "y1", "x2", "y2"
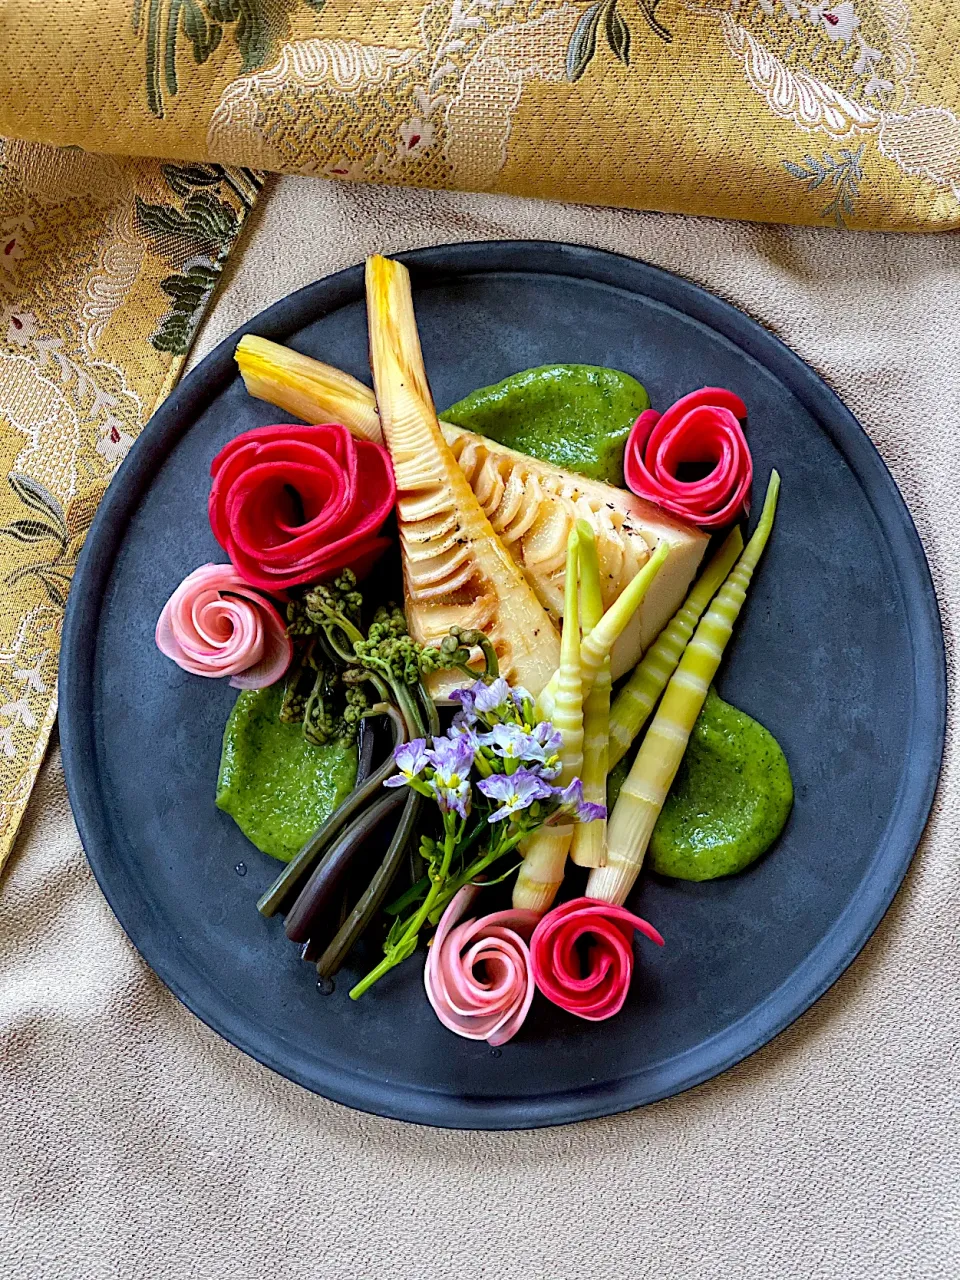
[
  {"x1": 156, "y1": 563, "x2": 292, "y2": 689},
  {"x1": 530, "y1": 897, "x2": 664, "y2": 1022},
  {"x1": 624, "y1": 387, "x2": 752, "y2": 530},
  {"x1": 424, "y1": 885, "x2": 539, "y2": 1047}
]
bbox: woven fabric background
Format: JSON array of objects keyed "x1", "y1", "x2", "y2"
[
  {"x1": 1, "y1": 2, "x2": 960, "y2": 232},
  {"x1": 0, "y1": 143, "x2": 260, "y2": 867},
  {"x1": 0, "y1": 175, "x2": 957, "y2": 1279}
]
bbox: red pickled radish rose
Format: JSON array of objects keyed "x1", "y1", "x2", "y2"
[
  {"x1": 529, "y1": 896, "x2": 664, "y2": 1022},
  {"x1": 424, "y1": 885, "x2": 540, "y2": 1047},
  {"x1": 156, "y1": 563, "x2": 292, "y2": 689},
  {"x1": 208, "y1": 422, "x2": 395, "y2": 590},
  {"x1": 624, "y1": 388, "x2": 752, "y2": 529}
]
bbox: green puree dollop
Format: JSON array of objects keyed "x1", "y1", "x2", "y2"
[
  {"x1": 216, "y1": 683, "x2": 357, "y2": 863},
  {"x1": 648, "y1": 688, "x2": 793, "y2": 881},
  {"x1": 443, "y1": 364, "x2": 649, "y2": 485}
]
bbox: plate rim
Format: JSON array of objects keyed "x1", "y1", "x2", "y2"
[{"x1": 59, "y1": 240, "x2": 947, "y2": 1129}]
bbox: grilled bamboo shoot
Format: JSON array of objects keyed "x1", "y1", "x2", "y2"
[
  {"x1": 364, "y1": 256, "x2": 561, "y2": 696},
  {"x1": 235, "y1": 335, "x2": 707, "y2": 676}
]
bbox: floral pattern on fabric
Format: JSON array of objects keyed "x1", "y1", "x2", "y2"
[{"x1": 0, "y1": 141, "x2": 259, "y2": 869}]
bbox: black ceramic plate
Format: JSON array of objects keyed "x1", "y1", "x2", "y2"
[{"x1": 59, "y1": 242, "x2": 945, "y2": 1129}]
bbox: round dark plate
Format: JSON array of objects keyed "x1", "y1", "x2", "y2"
[{"x1": 59, "y1": 241, "x2": 945, "y2": 1129}]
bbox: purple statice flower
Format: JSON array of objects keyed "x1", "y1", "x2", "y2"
[
  {"x1": 426, "y1": 732, "x2": 475, "y2": 781},
  {"x1": 448, "y1": 683, "x2": 479, "y2": 727},
  {"x1": 447, "y1": 719, "x2": 484, "y2": 754},
  {"x1": 434, "y1": 777, "x2": 471, "y2": 819},
  {"x1": 476, "y1": 723, "x2": 559, "y2": 778},
  {"x1": 473, "y1": 676, "x2": 514, "y2": 719},
  {"x1": 383, "y1": 738, "x2": 429, "y2": 787},
  {"x1": 546, "y1": 777, "x2": 606, "y2": 824},
  {"x1": 477, "y1": 722, "x2": 537, "y2": 758},
  {"x1": 510, "y1": 685, "x2": 535, "y2": 718},
  {"x1": 424, "y1": 732, "x2": 475, "y2": 819},
  {"x1": 532, "y1": 720, "x2": 563, "y2": 756},
  {"x1": 477, "y1": 769, "x2": 554, "y2": 823}
]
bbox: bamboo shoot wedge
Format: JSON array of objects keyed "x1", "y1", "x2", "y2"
[
  {"x1": 513, "y1": 531, "x2": 584, "y2": 913},
  {"x1": 235, "y1": 335, "x2": 708, "y2": 677},
  {"x1": 364, "y1": 256, "x2": 561, "y2": 697},
  {"x1": 588, "y1": 472, "x2": 781, "y2": 906}
]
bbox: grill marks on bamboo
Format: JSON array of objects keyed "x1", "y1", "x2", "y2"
[
  {"x1": 366, "y1": 256, "x2": 561, "y2": 695},
  {"x1": 449, "y1": 430, "x2": 654, "y2": 623}
]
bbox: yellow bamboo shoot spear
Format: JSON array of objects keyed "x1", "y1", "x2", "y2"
[
  {"x1": 570, "y1": 520, "x2": 609, "y2": 869},
  {"x1": 512, "y1": 530, "x2": 583, "y2": 914},
  {"x1": 588, "y1": 472, "x2": 781, "y2": 906},
  {"x1": 607, "y1": 526, "x2": 744, "y2": 769}
]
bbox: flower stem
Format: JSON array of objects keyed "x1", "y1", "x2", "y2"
[{"x1": 427, "y1": 827, "x2": 528, "y2": 923}]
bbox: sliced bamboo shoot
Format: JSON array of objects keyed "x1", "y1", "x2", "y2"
[
  {"x1": 364, "y1": 256, "x2": 561, "y2": 697},
  {"x1": 512, "y1": 531, "x2": 583, "y2": 914},
  {"x1": 235, "y1": 336, "x2": 708, "y2": 675}
]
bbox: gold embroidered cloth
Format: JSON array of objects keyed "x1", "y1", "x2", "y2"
[{"x1": 0, "y1": 0, "x2": 959, "y2": 866}]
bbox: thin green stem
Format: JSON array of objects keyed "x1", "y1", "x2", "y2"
[{"x1": 428, "y1": 826, "x2": 529, "y2": 923}]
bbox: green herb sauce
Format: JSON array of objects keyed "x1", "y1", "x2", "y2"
[
  {"x1": 647, "y1": 687, "x2": 793, "y2": 881},
  {"x1": 443, "y1": 364, "x2": 649, "y2": 485},
  {"x1": 216, "y1": 683, "x2": 357, "y2": 863}
]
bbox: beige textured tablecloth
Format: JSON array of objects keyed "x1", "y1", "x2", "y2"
[{"x1": 2, "y1": 181, "x2": 958, "y2": 1279}]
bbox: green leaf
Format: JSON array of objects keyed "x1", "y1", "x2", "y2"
[
  {"x1": 0, "y1": 519, "x2": 64, "y2": 545},
  {"x1": 38, "y1": 571, "x2": 70, "y2": 608},
  {"x1": 636, "y1": 0, "x2": 671, "y2": 43},
  {"x1": 206, "y1": 0, "x2": 241, "y2": 22},
  {"x1": 182, "y1": 0, "x2": 224, "y2": 65},
  {"x1": 152, "y1": 263, "x2": 222, "y2": 354},
  {"x1": 385, "y1": 929, "x2": 419, "y2": 967},
  {"x1": 164, "y1": 0, "x2": 184, "y2": 96},
  {"x1": 605, "y1": 0, "x2": 631, "y2": 64},
  {"x1": 160, "y1": 262, "x2": 221, "y2": 307},
  {"x1": 183, "y1": 192, "x2": 239, "y2": 240},
  {"x1": 144, "y1": 0, "x2": 165, "y2": 117},
  {"x1": 566, "y1": 3, "x2": 602, "y2": 82},
  {"x1": 7, "y1": 474, "x2": 65, "y2": 529},
  {"x1": 235, "y1": 0, "x2": 270, "y2": 71},
  {"x1": 161, "y1": 163, "x2": 224, "y2": 196},
  {"x1": 151, "y1": 311, "x2": 197, "y2": 355},
  {"x1": 136, "y1": 192, "x2": 238, "y2": 247}
]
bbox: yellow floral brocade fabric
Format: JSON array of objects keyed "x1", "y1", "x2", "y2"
[
  {"x1": 3, "y1": 1, "x2": 960, "y2": 230},
  {"x1": 0, "y1": 0, "x2": 959, "y2": 864},
  {"x1": 0, "y1": 144, "x2": 260, "y2": 867}
]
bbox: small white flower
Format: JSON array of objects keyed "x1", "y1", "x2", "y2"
[
  {"x1": 808, "y1": 1, "x2": 859, "y2": 46},
  {"x1": 0, "y1": 725, "x2": 15, "y2": 759},
  {"x1": 863, "y1": 75, "x2": 894, "y2": 100},
  {"x1": 1, "y1": 696, "x2": 35, "y2": 730},
  {"x1": 97, "y1": 418, "x2": 135, "y2": 465},
  {"x1": 14, "y1": 658, "x2": 47, "y2": 694},
  {"x1": 399, "y1": 117, "x2": 435, "y2": 156},
  {"x1": 1, "y1": 306, "x2": 37, "y2": 347}
]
